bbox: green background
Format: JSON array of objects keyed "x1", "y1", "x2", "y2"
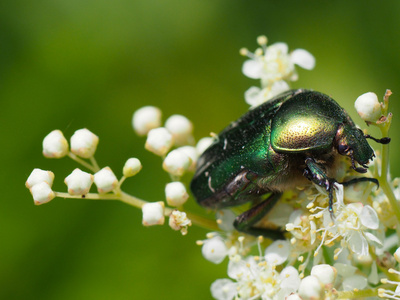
[{"x1": 2, "y1": 1, "x2": 400, "y2": 299}]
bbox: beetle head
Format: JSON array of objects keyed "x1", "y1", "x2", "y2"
[{"x1": 335, "y1": 124, "x2": 374, "y2": 173}]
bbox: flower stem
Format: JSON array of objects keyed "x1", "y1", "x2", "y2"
[
  {"x1": 337, "y1": 288, "x2": 378, "y2": 299},
  {"x1": 68, "y1": 153, "x2": 97, "y2": 173}
]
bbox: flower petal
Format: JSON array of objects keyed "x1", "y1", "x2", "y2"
[
  {"x1": 290, "y1": 49, "x2": 316, "y2": 70},
  {"x1": 360, "y1": 205, "x2": 379, "y2": 229},
  {"x1": 242, "y1": 59, "x2": 263, "y2": 79}
]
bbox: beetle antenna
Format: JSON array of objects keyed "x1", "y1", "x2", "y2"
[{"x1": 365, "y1": 134, "x2": 391, "y2": 144}]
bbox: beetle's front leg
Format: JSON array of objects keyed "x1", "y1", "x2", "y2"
[
  {"x1": 304, "y1": 157, "x2": 336, "y2": 214},
  {"x1": 233, "y1": 193, "x2": 285, "y2": 239}
]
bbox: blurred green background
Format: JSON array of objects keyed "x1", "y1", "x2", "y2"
[{"x1": 2, "y1": 0, "x2": 400, "y2": 299}]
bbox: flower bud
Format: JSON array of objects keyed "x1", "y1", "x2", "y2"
[
  {"x1": 123, "y1": 158, "x2": 142, "y2": 177},
  {"x1": 132, "y1": 106, "x2": 162, "y2": 136},
  {"x1": 142, "y1": 202, "x2": 165, "y2": 226},
  {"x1": 176, "y1": 146, "x2": 197, "y2": 172},
  {"x1": 169, "y1": 210, "x2": 191, "y2": 235},
  {"x1": 42, "y1": 130, "x2": 69, "y2": 158},
  {"x1": 26, "y1": 168, "x2": 55, "y2": 189},
  {"x1": 196, "y1": 137, "x2": 214, "y2": 155},
  {"x1": 30, "y1": 182, "x2": 55, "y2": 205},
  {"x1": 94, "y1": 167, "x2": 118, "y2": 193},
  {"x1": 354, "y1": 92, "x2": 382, "y2": 122},
  {"x1": 165, "y1": 182, "x2": 189, "y2": 206},
  {"x1": 394, "y1": 247, "x2": 400, "y2": 264},
  {"x1": 145, "y1": 127, "x2": 173, "y2": 156},
  {"x1": 298, "y1": 275, "x2": 323, "y2": 300},
  {"x1": 70, "y1": 128, "x2": 99, "y2": 158},
  {"x1": 311, "y1": 264, "x2": 337, "y2": 286},
  {"x1": 201, "y1": 236, "x2": 228, "y2": 264},
  {"x1": 165, "y1": 114, "x2": 193, "y2": 146},
  {"x1": 162, "y1": 149, "x2": 191, "y2": 177},
  {"x1": 64, "y1": 168, "x2": 94, "y2": 195}
]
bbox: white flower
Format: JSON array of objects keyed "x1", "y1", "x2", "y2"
[
  {"x1": 93, "y1": 167, "x2": 118, "y2": 193},
  {"x1": 142, "y1": 202, "x2": 165, "y2": 226},
  {"x1": 211, "y1": 279, "x2": 237, "y2": 300},
  {"x1": 241, "y1": 36, "x2": 315, "y2": 86},
  {"x1": 354, "y1": 92, "x2": 382, "y2": 122},
  {"x1": 30, "y1": 182, "x2": 55, "y2": 205},
  {"x1": 145, "y1": 127, "x2": 173, "y2": 156},
  {"x1": 165, "y1": 182, "x2": 189, "y2": 207},
  {"x1": 162, "y1": 149, "x2": 191, "y2": 177},
  {"x1": 244, "y1": 80, "x2": 290, "y2": 107},
  {"x1": 322, "y1": 202, "x2": 381, "y2": 258},
  {"x1": 123, "y1": 158, "x2": 142, "y2": 177},
  {"x1": 264, "y1": 240, "x2": 290, "y2": 266},
  {"x1": 26, "y1": 168, "x2": 55, "y2": 189},
  {"x1": 64, "y1": 168, "x2": 94, "y2": 195},
  {"x1": 132, "y1": 106, "x2": 162, "y2": 136},
  {"x1": 70, "y1": 128, "x2": 99, "y2": 158},
  {"x1": 165, "y1": 114, "x2": 194, "y2": 146},
  {"x1": 168, "y1": 210, "x2": 191, "y2": 235},
  {"x1": 298, "y1": 275, "x2": 323, "y2": 300},
  {"x1": 202, "y1": 236, "x2": 228, "y2": 264},
  {"x1": 42, "y1": 130, "x2": 69, "y2": 158},
  {"x1": 196, "y1": 137, "x2": 214, "y2": 155}
]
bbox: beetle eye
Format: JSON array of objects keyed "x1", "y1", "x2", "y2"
[{"x1": 338, "y1": 144, "x2": 350, "y2": 155}]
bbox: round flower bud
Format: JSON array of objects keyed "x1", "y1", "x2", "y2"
[
  {"x1": 165, "y1": 182, "x2": 189, "y2": 206},
  {"x1": 311, "y1": 264, "x2": 337, "y2": 286},
  {"x1": 132, "y1": 106, "x2": 162, "y2": 136},
  {"x1": 354, "y1": 92, "x2": 382, "y2": 122},
  {"x1": 70, "y1": 128, "x2": 99, "y2": 158},
  {"x1": 196, "y1": 137, "x2": 214, "y2": 155},
  {"x1": 298, "y1": 275, "x2": 323, "y2": 300},
  {"x1": 31, "y1": 182, "x2": 55, "y2": 205},
  {"x1": 145, "y1": 127, "x2": 173, "y2": 156},
  {"x1": 26, "y1": 168, "x2": 55, "y2": 189},
  {"x1": 94, "y1": 167, "x2": 118, "y2": 193},
  {"x1": 162, "y1": 149, "x2": 191, "y2": 177},
  {"x1": 176, "y1": 146, "x2": 197, "y2": 172},
  {"x1": 394, "y1": 247, "x2": 400, "y2": 264},
  {"x1": 64, "y1": 168, "x2": 94, "y2": 195},
  {"x1": 165, "y1": 114, "x2": 193, "y2": 146},
  {"x1": 201, "y1": 236, "x2": 228, "y2": 264},
  {"x1": 123, "y1": 158, "x2": 142, "y2": 177},
  {"x1": 42, "y1": 130, "x2": 69, "y2": 158},
  {"x1": 142, "y1": 202, "x2": 165, "y2": 226}
]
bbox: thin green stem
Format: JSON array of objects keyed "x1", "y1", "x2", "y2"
[
  {"x1": 89, "y1": 156, "x2": 100, "y2": 172},
  {"x1": 55, "y1": 190, "x2": 220, "y2": 232},
  {"x1": 68, "y1": 153, "x2": 97, "y2": 173},
  {"x1": 337, "y1": 288, "x2": 378, "y2": 299}
]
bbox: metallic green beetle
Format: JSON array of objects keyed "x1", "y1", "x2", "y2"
[{"x1": 190, "y1": 89, "x2": 390, "y2": 238}]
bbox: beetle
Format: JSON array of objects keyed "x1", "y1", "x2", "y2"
[{"x1": 190, "y1": 89, "x2": 390, "y2": 238}]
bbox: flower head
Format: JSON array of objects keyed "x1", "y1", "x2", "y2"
[{"x1": 70, "y1": 128, "x2": 99, "y2": 158}]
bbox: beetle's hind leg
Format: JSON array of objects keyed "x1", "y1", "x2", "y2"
[{"x1": 233, "y1": 193, "x2": 285, "y2": 239}]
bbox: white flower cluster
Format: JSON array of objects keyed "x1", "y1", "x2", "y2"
[{"x1": 240, "y1": 35, "x2": 315, "y2": 107}]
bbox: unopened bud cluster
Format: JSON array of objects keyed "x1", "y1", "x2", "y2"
[{"x1": 132, "y1": 105, "x2": 216, "y2": 234}]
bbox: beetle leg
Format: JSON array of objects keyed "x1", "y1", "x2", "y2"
[
  {"x1": 233, "y1": 193, "x2": 284, "y2": 239},
  {"x1": 304, "y1": 158, "x2": 337, "y2": 214},
  {"x1": 340, "y1": 177, "x2": 379, "y2": 189}
]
